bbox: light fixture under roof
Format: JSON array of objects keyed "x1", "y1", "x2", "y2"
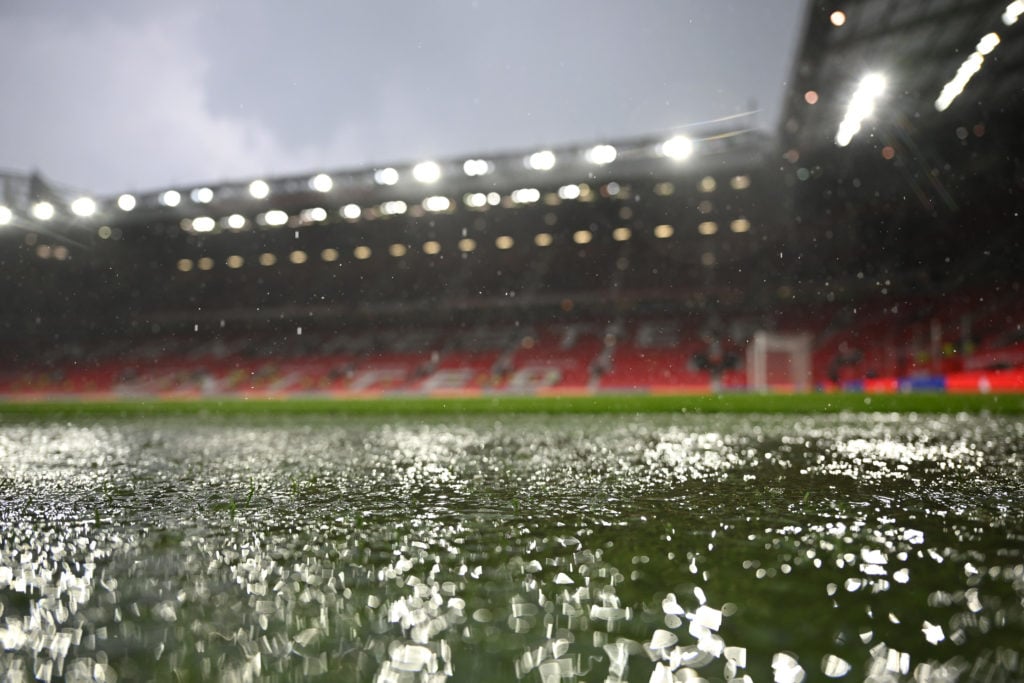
[
  {"x1": 526, "y1": 150, "x2": 556, "y2": 171},
  {"x1": 586, "y1": 144, "x2": 617, "y2": 165},
  {"x1": 836, "y1": 72, "x2": 886, "y2": 146},
  {"x1": 117, "y1": 194, "x2": 136, "y2": 211},
  {"x1": 658, "y1": 135, "x2": 694, "y2": 161},
  {"x1": 374, "y1": 167, "x2": 399, "y2": 186},
  {"x1": 31, "y1": 201, "x2": 55, "y2": 221},
  {"x1": 70, "y1": 197, "x2": 96, "y2": 217},
  {"x1": 309, "y1": 173, "x2": 333, "y2": 192},
  {"x1": 412, "y1": 161, "x2": 442, "y2": 183}
]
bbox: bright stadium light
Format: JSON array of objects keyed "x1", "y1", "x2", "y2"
[
  {"x1": 558, "y1": 184, "x2": 581, "y2": 200},
  {"x1": 374, "y1": 167, "x2": 399, "y2": 186},
  {"x1": 586, "y1": 144, "x2": 617, "y2": 165},
  {"x1": 341, "y1": 203, "x2": 362, "y2": 220},
  {"x1": 32, "y1": 201, "x2": 55, "y2": 221},
  {"x1": 935, "y1": 32, "x2": 1003, "y2": 112},
  {"x1": 836, "y1": 72, "x2": 886, "y2": 146},
  {"x1": 191, "y1": 187, "x2": 214, "y2": 204},
  {"x1": 70, "y1": 197, "x2": 97, "y2": 217},
  {"x1": 413, "y1": 161, "x2": 442, "y2": 183},
  {"x1": 309, "y1": 173, "x2": 333, "y2": 192},
  {"x1": 464, "y1": 192, "x2": 488, "y2": 208},
  {"x1": 191, "y1": 216, "x2": 216, "y2": 232},
  {"x1": 226, "y1": 214, "x2": 246, "y2": 229},
  {"x1": 1004, "y1": 0, "x2": 1023, "y2": 25},
  {"x1": 263, "y1": 209, "x2": 288, "y2": 226},
  {"x1": 511, "y1": 188, "x2": 541, "y2": 204},
  {"x1": 302, "y1": 207, "x2": 328, "y2": 222},
  {"x1": 381, "y1": 200, "x2": 407, "y2": 215},
  {"x1": 423, "y1": 196, "x2": 451, "y2": 212},
  {"x1": 658, "y1": 135, "x2": 694, "y2": 161},
  {"x1": 117, "y1": 193, "x2": 136, "y2": 211},
  {"x1": 463, "y1": 159, "x2": 491, "y2": 176},
  {"x1": 977, "y1": 32, "x2": 1001, "y2": 55},
  {"x1": 249, "y1": 180, "x2": 270, "y2": 199},
  {"x1": 526, "y1": 150, "x2": 556, "y2": 171},
  {"x1": 160, "y1": 190, "x2": 181, "y2": 207},
  {"x1": 0, "y1": 206, "x2": 12, "y2": 226}
]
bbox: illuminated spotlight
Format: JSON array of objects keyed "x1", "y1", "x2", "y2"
[
  {"x1": 422, "y1": 196, "x2": 451, "y2": 212},
  {"x1": 698, "y1": 176, "x2": 717, "y2": 193},
  {"x1": 464, "y1": 192, "x2": 488, "y2": 208},
  {"x1": 191, "y1": 216, "x2": 216, "y2": 232},
  {"x1": 309, "y1": 173, "x2": 333, "y2": 192},
  {"x1": 302, "y1": 207, "x2": 328, "y2": 222},
  {"x1": 730, "y1": 175, "x2": 751, "y2": 190},
  {"x1": 654, "y1": 224, "x2": 674, "y2": 239},
  {"x1": 573, "y1": 230, "x2": 593, "y2": 244},
  {"x1": 458, "y1": 238, "x2": 476, "y2": 252},
  {"x1": 463, "y1": 159, "x2": 491, "y2": 176},
  {"x1": 177, "y1": 258, "x2": 193, "y2": 272},
  {"x1": 495, "y1": 235, "x2": 514, "y2": 249},
  {"x1": 977, "y1": 32, "x2": 1001, "y2": 55},
  {"x1": 534, "y1": 232, "x2": 553, "y2": 247},
  {"x1": 422, "y1": 240, "x2": 441, "y2": 255},
  {"x1": 70, "y1": 197, "x2": 96, "y2": 217},
  {"x1": 526, "y1": 150, "x2": 556, "y2": 171},
  {"x1": 412, "y1": 161, "x2": 442, "y2": 184},
  {"x1": 381, "y1": 200, "x2": 407, "y2": 216},
  {"x1": 0, "y1": 205, "x2": 12, "y2": 225},
  {"x1": 374, "y1": 167, "x2": 399, "y2": 186},
  {"x1": 321, "y1": 248, "x2": 339, "y2": 262},
  {"x1": 160, "y1": 190, "x2": 181, "y2": 207},
  {"x1": 388, "y1": 243, "x2": 407, "y2": 257},
  {"x1": 117, "y1": 193, "x2": 137, "y2": 211},
  {"x1": 226, "y1": 255, "x2": 244, "y2": 269},
  {"x1": 511, "y1": 188, "x2": 540, "y2": 204},
  {"x1": 486, "y1": 192, "x2": 501, "y2": 206},
  {"x1": 730, "y1": 218, "x2": 751, "y2": 233},
  {"x1": 197, "y1": 257, "x2": 214, "y2": 271},
  {"x1": 289, "y1": 250, "x2": 307, "y2": 264},
  {"x1": 258, "y1": 252, "x2": 277, "y2": 266},
  {"x1": 835, "y1": 72, "x2": 886, "y2": 146},
  {"x1": 935, "y1": 51, "x2": 985, "y2": 112},
  {"x1": 698, "y1": 221, "x2": 718, "y2": 235},
  {"x1": 226, "y1": 214, "x2": 246, "y2": 230},
  {"x1": 1004, "y1": 0, "x2": 1023, "y2": 25},
  {"x1": 586, "y1": 144, "x2": 617, "y2": 165},
  {"x1": 191, "y1": 187, "x2": 214, "y2": 204},
  {"x1": 612, "y1": 227, "x2": 631, "y2": 241},
  {"x1": 830, "y1": 10, "x2": 846, "y2": 26},
  {"x1": 341, "y1": 203, "x2": 362, "y2": 220},
  {"x1": 264, "y1": 210, "x2": 289, "y2": 226},
  {"x1": 354, "y1": 245, "x2": 372, "y2": 260},
  {"x1": 31, "y1": 201, "x2": 55, "y2": 221},
  {"x1": 558, "y1": 184, "x2": 581, "y2": 200},
  {"x1": 249, "y1": 180, "x2": 270, "y2": 199},
  {"x1": 658, "y1": 134, "x2": 694, "y2": 161}
]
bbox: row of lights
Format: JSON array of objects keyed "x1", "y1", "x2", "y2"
[
  {"x1": 0, "y1": 136, "x2": 700, "y2": 228},
  {"x1": 934, "y1": 4, "x2": 1016, "y2": 113},
  {"x1": 178, "y1": 176, "x2": 752, "y2": 235},
  {"x1": 174, "y1": 219, "x2": 753, "y2": 272}
]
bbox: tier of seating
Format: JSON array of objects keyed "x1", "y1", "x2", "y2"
[{"x1": 2, "y1": 293, "x2": 1022, "y2": 397}]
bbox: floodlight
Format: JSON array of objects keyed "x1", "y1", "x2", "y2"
[
  {"x1": 263, "y1": 210, "x2": 288, "y2": 226},
  {"x1": 191, "y1": 216, "x2": 215, "y2": 232},
  {"x1": 32, "y1": 202, "x2": 55, "y2": 221},
  {"x1": 423, "y1": 196, "x2": 451, "y2": 212},
  {"x1": 374, "y1": 167, "x2": 399, "y2": 186},
  {"x1": 586, "y1": 144, "x2": 617, "y2": 165},
  {"x1": 341, "y1": 204, "x2": 361, "y2": 220},
  {"x1": 310, "y1": 173, "x2": 333, "y2": 192},
  {"x1": 226, "y1": 214, "x2": 246, "y2": 229},
  {"x1": 70, "y1": 197, "x2": 97, "y2": 217},
  {"x1": 659, "y1": 135, "x2": 694, "y2": 160},
  {"x1": 117, "y1": 194, "x2": 137, "y2": 211},
  {"x1": 249, "y1": 180, "x2": 270, "y2": 199},
  {"x1": 191, "y1": 187, "x2": 214, "y2": 203},
  {"x1": 463, "y1": 159, "x2": 491, "y2": 176},
  {"x1": 412, "y1": 161, "x2": 442, "y2": 183},
  {"x1": 160, "y1": 190, "x2": 181, "y2": 207},
  {"x1": 526, "y1": 150, "x2": 556, "y2": 171},
  {"x1": 558, "y1": 185, "x2": 581, "y2": 200},
  {"x1": 0, "y1": 206, "x2": 11, "y2": 225}
]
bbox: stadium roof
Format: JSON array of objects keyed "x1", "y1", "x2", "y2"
[{"x1": 780, "y1": 0, "x2": 1024, "y2": 152}]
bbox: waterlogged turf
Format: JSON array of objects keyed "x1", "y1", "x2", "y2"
[{"x1": 0, "y1": 413, "x2": 1022, "y2": 682}]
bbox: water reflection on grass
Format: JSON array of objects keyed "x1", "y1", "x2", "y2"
[{"x1": 0, "y1": 413, "x2": 1021, "y2": 681}]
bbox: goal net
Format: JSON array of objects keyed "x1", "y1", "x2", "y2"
[{"x1": 746, "y1": 331, "x2": 813, "y2": 392}]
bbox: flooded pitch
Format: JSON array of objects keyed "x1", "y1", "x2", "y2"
[{"x1": 0, "y1": 413, "x2": 1022, "y2": 682}]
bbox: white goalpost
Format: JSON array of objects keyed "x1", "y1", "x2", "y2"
[{"x1": 746, "y1": 331, "x2": 813, "y2": 392}]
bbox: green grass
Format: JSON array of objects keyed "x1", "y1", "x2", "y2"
[{"x1": 1, "y1": 392, "x2": 1023, "y2": 416}]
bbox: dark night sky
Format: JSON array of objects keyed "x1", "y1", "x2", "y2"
[{"x1": 0, "y1": 1, "x2": 806, "y2": 196}]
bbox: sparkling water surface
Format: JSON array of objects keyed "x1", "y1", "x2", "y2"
[{"x1": 0, "y1": 413, "x2": 1022, "y2": 682}]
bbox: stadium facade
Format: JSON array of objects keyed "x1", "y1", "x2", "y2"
[{"x1": 1, "y1": 0, "x2": 1022, "y2": 398}]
